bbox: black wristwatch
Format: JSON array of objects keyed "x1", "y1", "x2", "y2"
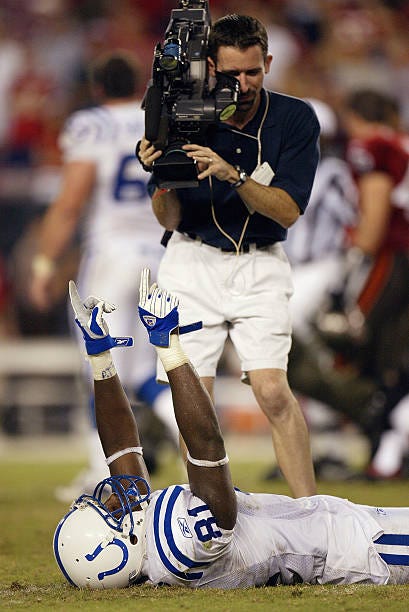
[{"x1": 230, "y1": 166, "x2": 248, "y2": 189}]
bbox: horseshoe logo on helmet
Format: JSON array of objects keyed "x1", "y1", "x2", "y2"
[{"x1": 85, "y1": 538, "x2": 129, "y2": 581}]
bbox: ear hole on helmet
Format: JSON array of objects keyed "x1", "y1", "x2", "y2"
[{"x1": 130, "y1": 534, "x2": 138, "y2": 545}]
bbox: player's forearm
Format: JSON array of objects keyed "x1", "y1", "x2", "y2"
[
  {"x1": 168, "y1": 363, "x2": 237, "y2": 528},
  {"x1": 352, "y1": 172, "x2": 392, "y2": 255},
  {"x1": 31, "y1": 205, "x2": 79, "y2": 288},
  {"x1": 151, "y1": 188, "x2": 181, "y2": 230},
  {"x1": 351, "y1": 223, "x2": 385, "y2": 255},
  {"x1": 89, "y1": 350, "x2": 148, "y2": 481},
  {"x1": 236, "y1": 180, "x2": 300, "y2": 228},
  {"x1": 95, "y1": 376, "x2": 139, "y2": 454},
  {"x1": 37, "y1": 202, "x2": 79, "y2": 261},
  {"x1": 168, "y1": 364, "x2": 226, "y2": 459},
  {"x1": 94, "y1": 375, "x2": 150, "y2": 480}
]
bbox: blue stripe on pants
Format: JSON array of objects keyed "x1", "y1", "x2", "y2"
[
  {"x1": 375, "y1": 533, "x2": 409, "y2": 566},
  {"x1": 374, "y1": 534, "x2": 409, "y2": 546},
  {"x1": 378, "y1": 553, "x2": 409, "y2": 566}
]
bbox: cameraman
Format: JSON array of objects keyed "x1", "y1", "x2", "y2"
[{"x1": 138, "y1": 14, "x2": 320, "y2": 497}]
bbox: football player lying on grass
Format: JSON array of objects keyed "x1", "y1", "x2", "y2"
[{"x1": 54, "y1": 269, "x2": 409, "y2": 588}]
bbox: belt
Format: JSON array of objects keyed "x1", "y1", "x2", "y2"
[{"x1": 185, "y1": 233, "x2": 273, "y2": 253}]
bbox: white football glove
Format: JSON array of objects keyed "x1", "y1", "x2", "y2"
[
  {"x1": 69, "y1": 280, "x2": 133, "y2": 355},
  {"x1": 138, "y1": 268, "x2": 179, "y2": 347}
]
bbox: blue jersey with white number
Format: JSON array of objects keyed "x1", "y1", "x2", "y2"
[
  {"x1": 60, "y1": 102, "x2": 161, "y2": 249},
  {"x1": 142, "y1": 485, "x2": 389, "y2": 587}
]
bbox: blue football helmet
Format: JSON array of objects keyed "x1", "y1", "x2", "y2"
[{"x1": 53, "y1": 475, "x2": 150, "y2": 589}]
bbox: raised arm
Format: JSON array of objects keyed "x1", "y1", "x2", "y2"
[
  {"x1": 350, "y1": 171, "x2": 394, "y2": 255},
  {"x1": 68, "y1": 280, "x2": 150, "y2": 488},
  {"x1": 53, "y1": 282, "x2": 152, "y2": 589},
  {"x1": 138, "y1": 269, "x2": 237, "y2": 529},
  {"x1": 29, "y1": 161, "x2": 96, "y2": 311}
]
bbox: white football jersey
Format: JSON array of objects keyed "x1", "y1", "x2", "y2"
[
  {"x1": 60, "y1": 102, "x2": 165, "y2": 389},
  {"x1": 59, "y1": 101, "x2": 162, "y2": 250},
  {"x1": 285, "y1": 156, "x2": 358, "y2": 265},
  {"x1": 142, "y1": 486, "x2": 389, "y2": 587}
]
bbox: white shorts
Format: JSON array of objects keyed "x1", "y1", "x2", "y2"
[{"x1": 157, "y1": 232, "x2": 293, "y2": 383}]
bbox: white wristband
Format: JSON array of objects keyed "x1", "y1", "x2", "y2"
[
  {"x1": 32, "y1": 254, "x2": 56, "y2": 279},
  {"x1": 155, "y1": 333, "x2": 189, "y2": 372},
  {"x1": 187, "y1": 451, "x2": 229, "y2": 468},
  {"x1": 88, "y1": 352, "x2": 116, "y2": 380},
  {"x1": 106, "y1": 446, "x2": 143, "y2": 466}
]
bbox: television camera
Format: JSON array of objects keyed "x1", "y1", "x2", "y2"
[{"x1": 141, "y1": 0, "x2": 240, "y2": 188}]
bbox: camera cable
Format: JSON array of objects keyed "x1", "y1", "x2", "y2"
[{"x1": 208, "y1": 93, "x2": 270, "y2": 256}]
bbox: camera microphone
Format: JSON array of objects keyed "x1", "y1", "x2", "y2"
[{"x1": 145, "y1": 85, "x2": 163, "y2": 142}]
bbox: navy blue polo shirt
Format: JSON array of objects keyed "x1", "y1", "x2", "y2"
[{"x1": 149, "y1": 89, "x2": 320, "y2": 249}]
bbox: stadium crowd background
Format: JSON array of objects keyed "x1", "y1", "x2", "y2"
[{"x1": 0, "y1": 0, "x2": 408, "y2": 477}]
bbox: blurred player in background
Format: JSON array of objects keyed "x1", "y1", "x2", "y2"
[
  {"x1": 29, "y1": 53, "x2": 177, "y2": 501},
  {"x1": 282, "y1": 97, "x2": 372, "y2": 477},
  {"x1": 285, "y1": 97, "x2": 358, "y2": 344},
  {"x1": 316, "y1": 89, "x2": 409, "y2": 474},
  {"x1": 341, "y1": 89, "x2": 409, "y2": 475}
]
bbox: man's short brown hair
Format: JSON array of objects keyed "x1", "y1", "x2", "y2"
[{"x1": 208, "y1": 14, "x2": 268, "y2": 63}]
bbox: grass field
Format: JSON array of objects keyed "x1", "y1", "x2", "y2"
[{"x1": 1, "y1": 437, "x2": 409, "y2": 611}]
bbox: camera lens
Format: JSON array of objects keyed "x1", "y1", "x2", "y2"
[
  {"x1": 160, "y1": 39, "x2": 181, "y2": 71},
  {"x1": 220, "y1": 104, "x2": 237, "y2": 121}
]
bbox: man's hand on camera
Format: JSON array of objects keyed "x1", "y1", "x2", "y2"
[
  {"x1": 183, "y1": 143, "x2": 239, "y2": 184},
  {"x1": 136, "y1": 136, "x2": 162, "y2": 171}
]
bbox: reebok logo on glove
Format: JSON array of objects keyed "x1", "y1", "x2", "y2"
[
  {"x1": 115, "y1": 337, "x2": 134, "y2": 346},
  {"x1": 138, "y1": 305, "x2": 179, "y2": 347},
  {"x1": 142, "y1": 315, "x2": 157, "y2": 328}
]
